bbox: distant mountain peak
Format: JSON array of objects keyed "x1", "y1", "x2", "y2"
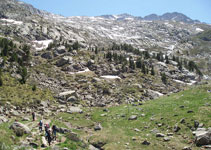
[{"x1": 144, "y1": 12, "x2": 200, "y2": 24}]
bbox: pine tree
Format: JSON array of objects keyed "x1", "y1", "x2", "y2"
[
  {"x1": 129, "y1": 57, "x2": 135, "y2": 69},
  {"x1": 178, "y1": 61, "x2": 183, "y2": 71},
  {"x1": 161, "y1": 73, "x2": 167, "y2": 84},
  {"x1": 136, "y1": 58, "x2": 142, "y2": 68},
  {"x1": 173, "y1": 55, "x2": 176, "y2": 61},
  {"x1": 0, "y1": 76, "x2": 3, "y2": 86},
  {"x1": 72, "y1": 41, "x2": 80, "y2": 50},
  {"x1": 141, "y1": 63, "x2": 146, "y2": 74},
  {"x1": 32, "y1": 84, "x2": 36, "y2": 91},
  {"x1": 165, "y1": 55, "x2": 169, "y2": 64},
  {"x1": 151, "y1": 66, "x2": 155, "y2": 75},
  {"x1": 19, "y1": 67, "x2": 27, "y2": 84},
  {"x1": 0, "y1": 69, "x2": 2, "y2": 86}
]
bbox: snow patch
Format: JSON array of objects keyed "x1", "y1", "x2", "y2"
[
  {"x1": 69, "y1": 68, "x2": 91, "y2": 75},
  {"x1": 32, "y1": 40, "x2": 53, "y2": 51},
  {"x1": 59, "y1": 90, "x2": 75, "y2": 97},
  {"x1": 196, "y1": 28, "x2": 204, "y2": 32},
  {"x1": 174, "y1": 79, "x2": 196, "y2": 85},
  {"x1": 101, "y1": 75, "x2": 121, "y2": 80},
  {"x1": 0, "y1": 18, "x2": 23, "y2": 25}
]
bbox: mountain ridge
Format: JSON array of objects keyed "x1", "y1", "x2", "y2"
[{"x1": 0, "y1": 0, "x2": 203, "y2": 24}]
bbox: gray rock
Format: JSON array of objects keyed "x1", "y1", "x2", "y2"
[
  {"x1": 194, "y1": 128, "x2": 211, "y2": 146},
  {"x1": 41, "y1": 52, "x2": 53, "y2": 59},
  {"x1": 173, "y1": 125, "x2": 181, "y2": 132},
  {"x1": 151, "y1": 128, "x2": 160, "y2": 134},
  {"x1": 128, "y1": 115, "x2": 137, "y2": 120},
  {"x1": 142, "y1": 140, "x2": 150, "y2": 145},
  {"x1": 56, "y1": 56, "x2": 73, "y2": 67},
  {"x1": 0, "y1": 116, "x2": 8, "y2": 124},
  {"x1": 41, "y1": 136, "x2": 48, "y2": 147},
  {"x1": 67, "y1": 132, "x2": 80, "y2": 142},
  {"x1": 10, "y1": 122, "x2": 31, "y2": 134},
  {"x1": 167, "y1": 133, "x2": 174, "y2": 136},
  {"x1": 89, "y1": 145, "x2": 99, "y2": 150},
  {"x1": 156, "y1": 133, "x2": 165, "y2": 137},
  {"x1": 198, "y1": 123, "x2": 204, "y2": 128},
  {"x1": 163, "y1": 137, "x2": 171, "y2": 142},
  {"x1": 182, "y1": 146, "x2": 192, "y2": 150},
  {"x1": 67, "y1": 96, "x2": 77, "y2": 102},
  {"x1": 180, "y1": 118, "x2": 185, "y2": 124},
  {"x1": 40, "y1": 101, "x2": 49, "y2": 108},
  {"x1": 94, "y1": 124, "x2": 102, "y2": 131},
  {"x1": 29, "y1": 142, "x2": 38, "y2": 148},
  {"x1": 194, "y1": 120, "x2": 199, "y2": 128},
  {"x1": 22, "y1": 117, "x2": 30, "y2": 121},
  {"x1": 10, "y1": 110, "x2": 20, "y2": 116},
  {"x1": 187, "y1": 110, "x2": 194, "y2": 113},
  {"x1": 67, "y1": 107, "x2": 83, "y2": 114},
  {"x1": 56, "y1": 46, "x2": 66, "y2": 54},
  {"x1": 56, "y1": 127, "x2": 70, "y2": 134}
]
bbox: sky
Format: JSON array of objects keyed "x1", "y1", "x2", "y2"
[{"x1": 20, "y1": 0, "x2": 211, "y2": 23}]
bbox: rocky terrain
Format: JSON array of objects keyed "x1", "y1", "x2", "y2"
[{"x1": 0, "y1": 0, "x2": 211, "y2": 149}]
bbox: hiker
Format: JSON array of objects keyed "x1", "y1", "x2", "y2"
[
  {"x1": 52, "y1": 125, "x2": 57, "y2": 140},
  {"x1": 38, "y1": 120, "x2": 43, "y2": 132},
  {"x1": 32, "y1": 112, "x2": 35, "y2": 121},
  {"x1": 46, "y1": 129, "x2": 52, "y2": 146}
]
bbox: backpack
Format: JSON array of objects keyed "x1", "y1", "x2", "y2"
[{"x1": 39, "y1": 120, "x2": 43, "y2": 126}]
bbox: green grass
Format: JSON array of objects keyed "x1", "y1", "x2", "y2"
[
  {"x1": 0, "y1": 73, "x2": 54, "y2": 107},
  {"x1": 0, "y1": 84, "x2": 210, "y2": 150},
  {"x1": 55, "y1": 84, "x2": 211, "y2": 150}
]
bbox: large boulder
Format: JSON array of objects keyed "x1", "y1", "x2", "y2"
[
  {"x1": 67, "y1": 107, "x2": 83, "y2": 114},
  {"x1": 41, "y1": 136, "x2": 48, "y2": 147},
  {"x1": 10, "y1": 122, "x2": 31, "y2": 135},
  {"x1": 194, "y1": 128, "x2": 211, "y2": 146},
  {"x1": 56, "y1": 46, "x2": 66, "y2": 54},
  {"x1": 56, "y1": 56, "x2": 73, "y2": 67},
  {"x1": 41, "y1": 52, "x2": 53, "y2": 59}
]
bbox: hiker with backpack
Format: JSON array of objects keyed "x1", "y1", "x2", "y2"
[
  {"x1": 38, "y1": 120, "x2": 43, "y2": 132},
  {"x1": 46, "y1": 128, "x2": 52, "y2": 146},
  {"x1": 32, "y1": 112, "x2": 35, "y2": 121},
  {"x1": 52, "y1": 125, "x2": 57, "y2": 140}
]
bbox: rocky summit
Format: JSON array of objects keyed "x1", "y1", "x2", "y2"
[{"x1": 0, "y1": 0, "x2": 210, "y2": 150}]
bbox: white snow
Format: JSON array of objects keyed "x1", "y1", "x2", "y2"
[
  {"x1": 101, "y1": 75, "x2": 121, "y2": 80},
  {"x1": 0, "y1": 18, "x2": 23, "y2": 25},
  {"x1": 59, "y1": 90, "x2": 75, "y2": 96},
  {"x1": 69, "y1": 68, "x2": 91, "y2": 75},
  {"x1": 32, "y1": 40, "x2": 53, "y2": 51},
  {"x1": 148, "y1": 89, "x2": 164, "y2": 97},
  {"x1": 152, "y1": 91, "x2": 164, "y2": 96},
  {"x1": 187, "y1": 80, "x2": 197, "y2": 85},
  {"x1": 196, "y1": 28, "x2": 204, "y2": 32},
  {"x1": 174, "y1": 79, "x2": 186, "y2": 84},
  {"x1": 174, "y1": 79, "x2": 196, "y2": 85}
]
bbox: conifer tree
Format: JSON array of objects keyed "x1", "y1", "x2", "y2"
[
  {"x1": 161, "y1": 73, "x2": 167, "y2": 84},
  {"x1": 151, "y1": 66, "x2": 155, "y2": 75}
]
